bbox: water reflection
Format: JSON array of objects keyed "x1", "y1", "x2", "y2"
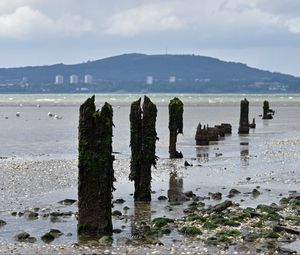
[
  {"x1": 240, "y1": 138, "x2": 250, "y2": 168},
  {"x1": 196, "y1": 146, "x2": 209, "y2": 162},
  {"x1": 131, "y1": 202, "x2": 151, "y2": 239},
  {"x1": 167, "y1": 171, "x2": 186, "y2": 202}
]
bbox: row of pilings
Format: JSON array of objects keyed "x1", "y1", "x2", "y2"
[{"x1": 77, "y1": 95, "x2": 274, "y2": 237}]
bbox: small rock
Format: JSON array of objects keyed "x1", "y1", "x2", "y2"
[
  {"x1": 99, "y1": 235, "x2": 113, "y2": 245},
  {"x1": 58, "y1": 199, "x2": 77, "y2": 205},
  {"x1": 24, "y1": 211, "x2": 38, "y2": 220},
  {"x1": 184, "y1": 161, "x2": 192, "y2": 167},
  {"x1": 112, "y1": 210, "x2": 122, "y2": 216},
  {"x1": 158, "y1": 196, "x2": 168, "y2": 201},
  {"x1": 113, "y1": 198, "x2": 126, "y2": 204},
  {"x1": 15, "y1": 232, "x2": 36, "y2": 243},
  {"x1": 41, "y1": 232, "x2": 55, "y2": 243},
  {"x1": 184, "y1": 191, "x2": 195, "y2": 198},
  {"x1": 252, "y1": 189, "x2": 261, "y2": 197},
  {"x1": 210, "y1": 192, "x2": 222, "y2": 200}
]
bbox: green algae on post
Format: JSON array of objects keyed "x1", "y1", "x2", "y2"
[
  {"x1": 169, "y1": 97, "x2": 184, "y2": 158},
  {"x1": 238, "y1": 98, "x2": 249, "y2": 134},
  {"x1": 78, "y1": 95, "x2": 115, "y2": 236},
  {"x1": 129, "y1": 96, "x2": 157, "y2": 202}
]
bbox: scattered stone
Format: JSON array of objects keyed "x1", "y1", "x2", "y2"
[
  {"x1": 209, "y1": 200, "x2": 233, "y2": 213},
  {"x1": 229, "y1": 189, "x2": 241, "y2": 197},
  {"x1": 184, "y1": 191, "x2": 195, "y2": 198},
  {"x1": 246, "y1": 177, "x2": 251, "y2": 181},
  {"x1": 0, "y1": 219, "x2": 7, "y2": 226},
  {"x1": 112, "y1": 210, "x2": 122, "y2": 217},
  {"x1": 24, "y1": 211, "x2": 38, "y2": 220},
  {"x1": 210, "y1": 192, "x2": 222, "y2": 200},
  {"x1": 58, "y1": 199, "x2": 77, "y2": 205},
  {"x1": 273, "y1": 225, "x2": 300, "y2": 235},
  {"x1": 158, "y1": 195, "x2": 167, "y2": 201},
  {"x1": 113, "y1": 198, "x2": 126, "y2": 204},
  {"x1": 15, "y1": 232, "x2": 36, "y2": 243},
  {"x1": 184, "y1": 161, "x2": 192, "y2": 167},
  {"x1": 252, "y1": 189, "x2": 261, "y2": 197}
]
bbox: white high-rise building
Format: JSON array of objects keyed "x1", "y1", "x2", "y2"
[
  {"x1": 146, "y1": 76, "x2": 153, "y2": 85},
  {"x1": 70, "y1": 74, "x2": 79, "y2": 84},
  {"x1": 55, "y1": 75, "x2": 64, "y2": 84},
  {"x1": 84, "y1": 74, "x2": 93, "y2": 84},
  {"x1": 169, "y1": 76, "x2": 176, "y2": 83}
]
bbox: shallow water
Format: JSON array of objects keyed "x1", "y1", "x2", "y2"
[{"x1": 0, "y1": 93, "x2": 299, "y2": 249}]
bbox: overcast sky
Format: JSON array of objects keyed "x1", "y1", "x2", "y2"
[{"x1": 1, "y1": 0, "x2": 300, "y2": 76}]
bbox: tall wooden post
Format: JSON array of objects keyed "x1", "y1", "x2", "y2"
[
  {"x1": 129, "y1": 96, "x2": 157, "y2": 202},
  {"x1": 169, "y1": 97, "x2": 183, "y2": 158},
  {"x1": 238, "y1": 98, "x2": 249, "y2": 134},
  {"x1": 78, "y1": 96, "x2": 115, "y2": 236}
]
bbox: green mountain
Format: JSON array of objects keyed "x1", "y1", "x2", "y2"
[{"x1": 0, "y1": 53, "x2": 299, "y2": 93}]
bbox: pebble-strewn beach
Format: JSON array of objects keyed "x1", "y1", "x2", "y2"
[{"x1": 0, "y1": 94, "x2": 299, "y2": 254}]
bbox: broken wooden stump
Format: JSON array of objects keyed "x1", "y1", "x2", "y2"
[
  {"x1": 78, "y1": 96, "x2": 115, "y2": 236},
  {"x1": 221, "y1": 123, "x2": 232, "y2": 134},
  {"x1": 169, "y1": 97, "x2": 184, "y2": 158},
  {"x1": 195, "y1": 123, "x2": 209, "y2": 145},
  {"x1": 238, "y1": 98, "x2": 249, "y2": 134},
  {"x1": 129, "y1": 96, "x2": 157, "y2": 202},
  {"x1": 249, "y1": 118, "x2": 256, "y2": 129},
  {"x1": 263, "y1": 100, "x2": 274, "y2": 119}
]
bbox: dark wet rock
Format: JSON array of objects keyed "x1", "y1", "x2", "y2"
[
  {"x1": 184, "y1": 191, "x2": 195, "y2": 198},
  {"x1": 24, "y1": 211, "x2": 38, "y2": 220},
  {"x1": 229, "y1": 189, "x2": 241, "y2": 196},
  {"x1": 113, "y1": 228, "x2": 122, "y2": 234},
  {"x1": 15, "y1": 232, "x2": 36, "y2": 243},
  {"x1": 158, "y1": 195, "x2": 168, "y2": 201},
  {"x1": 113, "y1": 198, "x2": 126, "y2": 204},
  {"x1": 179, "y1": 226, "x2": 202, "y2": 235},
  {"x1": 184, "y1": 161, "x2": 192, "y2": 167},
  {"x1": 277, "y1": 247, "x2": 297, "y2": 255},
  {"x1": 242, "y1": 232, "x2": 259, "y2": 242},
  {"x1": 123, "y1": 206, "x2": 130, "y2": 211},
  {"x1": 33, "y1": 207, "x2": 40, "y2": 212},
  {"x1": 58, "y1": 199, "x2": 77, "y2": 205},
  {"x1": 210, "y1": 192, "x2": 222, "y2": 200},
  {"x1": 49, "y1": 229, "x2": 63, "y2": 238},
  {"x1": 152, "y1": 217, "x2": 174, "y2": 228},
  {"x1": 246, "y1": 177, "x2": 251, "y2": 181},
  {"x1": 165, "y1": 205, "x2": 173, "y2": 211},
  {"x1": 50, "y1": 211, "x2": 73, "y2": 217},
  {"x1": 198, "y1": 196, "x2": 210, "y2": 201},
  {"x1": 11, "y1": 212, "x2": 17, "y2": 216},
  {"x1": 252, "y1": 189, "x2": 261, "y2": 197},
  {"x1": 0, "y1": 219, "x2": 7, "y2": 226},
  {"x1": 66, "y1": 233, "x2": 72, "y2": 237},
  {"x1": 209, "y1": 200, "x2": 233, "y2": 213},
  {"x1": 240, "y1": 142, "x2": 249, "y2": 145},
  {"x1": 112, "y1": 210, "x2": 122, "y2": 216},
  {"x1": 273, "y1": 225, "x2": 300, "y2": 235},
  {"x1": 41, "y1": 232, "x2": 55, "y2": 243}
]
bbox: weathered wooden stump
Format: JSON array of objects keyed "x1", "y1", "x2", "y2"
[
  {"x1": 78, "y1": 96, "x2": 115, "y2": 236},
  {"x1": 169, "y1": 97, "x2": 184, "y2": 158},
  {"x1": 249, "y1": 118, "x2": 256, "y2": 129},
  {"x1": 129, "y1": 96, "x2": 157, "y2": 202},
  {"x1": 195, "y1": 123, "x2": 209, "y2": 145},
  {"x1": 263, "y1": 100, "x2": 274, "y2": 119},
  {"x1": 238, "y1": 98, "x2": 249, "y2": 134},
  {"x1": 168, "y1": 172, "x2": 186, "y2": 202},
  {"x1": 221, "y1": 123, "x2": 232, "y2": 134}
]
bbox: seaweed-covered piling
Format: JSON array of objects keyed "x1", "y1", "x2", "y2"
[
  {"x1": 263, "y1": 100, "x2": 274, "y2": 119},
  {"x1": 238, "y1": 98, "x2": 249, "y2": 134},
  {"x1": 169, "y1": 98, "x2": 184, "y2": 158},
  {"x1": 78, "y1": 96, "x2": 115, "y2": 236},
  {"x1": 129, "y1": 96, "x2": 157, "y2": 202}
]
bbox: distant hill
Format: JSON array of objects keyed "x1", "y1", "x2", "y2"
[{"x1": 0, "y1": 53, "x2": 299, "y2": 93}]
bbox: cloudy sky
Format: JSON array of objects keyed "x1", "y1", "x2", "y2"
[{"x1": 1, "y1": 0, "x2": 300, "y2": 76}]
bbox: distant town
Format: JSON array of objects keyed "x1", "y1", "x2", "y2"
[{"x1": 0, "y1": 54, "x2": 298, "y2": 93}]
